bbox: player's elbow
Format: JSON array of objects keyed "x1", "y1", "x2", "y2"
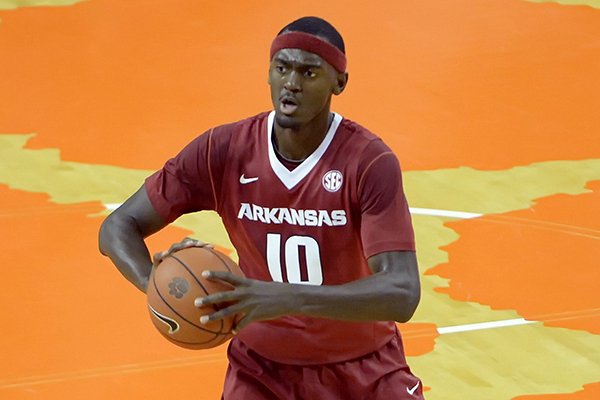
[
  {"x1": 98, "y1": 212, "x2": 128, "y2": 256},
  {"x1": 98, "y1": 214, "x2": 115, "y2": 256},
  {"x1": 393, "y1": 284, "x2": 421, "y2": 323}
]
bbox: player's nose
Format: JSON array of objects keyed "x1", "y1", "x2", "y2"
[{"x1": 283, "y1": 71, "x2": 302, "y2": 92}]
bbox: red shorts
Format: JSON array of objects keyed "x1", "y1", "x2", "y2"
[{"x1": 222, "y1": 334, "x2": 424, "y2": 400}]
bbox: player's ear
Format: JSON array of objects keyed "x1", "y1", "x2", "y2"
[{"x1": 333, "y1": 72, "x2": 348, "y2": 95}]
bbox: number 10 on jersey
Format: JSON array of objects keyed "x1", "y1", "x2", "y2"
[{"x1": 266, "y1": 233, "x2": 324, "y2": 285}]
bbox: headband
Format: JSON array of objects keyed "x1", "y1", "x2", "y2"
[{"x1": 270, "y1": 31, "x2": 347, "y2": 73}]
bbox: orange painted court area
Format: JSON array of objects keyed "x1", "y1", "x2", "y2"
[
  {"x1": 430, "y1": 180, "x2": 600, "y2": 334},
  {"x1": 1, "y1": 0, "x2": 599, "y2": 171},
  {"x1": 0, "y1": 0, "x2": 598, "y2": 399},
  {"x1": 0, "y1": 185, "x2": 227, "y2": 398}
]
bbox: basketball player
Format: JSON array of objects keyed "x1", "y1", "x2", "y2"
[{"x1": 99, "y1": 16, "x2": 424, "y2": 399}]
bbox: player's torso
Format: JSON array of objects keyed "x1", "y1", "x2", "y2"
[
  {"x1": 217, "y1": 111, "x2": 370, "y2": 286},
  {"x1": 212, "y1": 112, "x2": 399, "y2": 365}
]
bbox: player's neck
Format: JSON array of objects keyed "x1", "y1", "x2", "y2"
[{"x1": 273, "y1": 110, "x2": 334, "y2": 162}]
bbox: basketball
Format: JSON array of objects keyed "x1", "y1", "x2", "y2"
[{"x1": 146, "y1": 246, "x2": 243, "y2": 349}]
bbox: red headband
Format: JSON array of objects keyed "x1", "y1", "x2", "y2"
[{"x1": 270, "y1": 31, "x2": 347, "y2": 73}]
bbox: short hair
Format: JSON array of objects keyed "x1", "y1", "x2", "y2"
[{"x1": 277, "y1": 16, "x2": 345, "y2": 55}]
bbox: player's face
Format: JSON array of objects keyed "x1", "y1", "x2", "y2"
[{"x1": 269, "y1": 48, "x2": 346, "y2": 130}]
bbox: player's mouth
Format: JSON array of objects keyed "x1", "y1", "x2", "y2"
[{"x1": 279, "y1": 96, "x2": 299, "y2": 115}]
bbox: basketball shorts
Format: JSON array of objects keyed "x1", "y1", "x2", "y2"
[{"x1": 221, "y1": 334, "x2": 424, "y2": 400}]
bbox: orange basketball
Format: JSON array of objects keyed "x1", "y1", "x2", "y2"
[{"x1": 146, "y1": 246, "x2": 243, "y2": 349}]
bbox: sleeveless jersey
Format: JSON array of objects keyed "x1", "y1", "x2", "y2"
[{"x1": 145, "y1": 111, "x2": 415, "y2": 365}]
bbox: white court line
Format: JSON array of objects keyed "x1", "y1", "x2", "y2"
[
  {"x1": 409, "y1": 207, "x2": 482, "y2": 219},
  {"x1": 104, "y1": 203, "x2": 483, "y2": 219},
  {"x1": 437, "y1": 318, "x2": 537, "y2": 334},
  {"x1": 0, "y1": 318, "x2": 539, "y2": 389},
  {"x1": 104, "y1": 203, "x2": 121, "y2": 211}
]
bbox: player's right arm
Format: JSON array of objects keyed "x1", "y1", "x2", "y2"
[
  {"x1": 99, "y1": 126, "x2": 228, "y2": 293},
  {"x1": 98, "y1": 186, "x2": 168, "y2": 293}
]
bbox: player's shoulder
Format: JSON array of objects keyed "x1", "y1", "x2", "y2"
[
  {"x1": 338, "y1": 115, "x2": 393, "y2": 156},
  {"x1": 211, "y1": 111, "x2": 270, "y2": 137},
  {"x1": 198, "y1": 112, "x2": 269, "y2": 156}
]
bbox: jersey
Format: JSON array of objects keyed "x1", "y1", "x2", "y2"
[{"x1": 145, "y1": 111, "x2": 415, "y2": 365}]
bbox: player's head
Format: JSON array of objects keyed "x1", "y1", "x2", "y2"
[
  {"x1": 269, "y1": 17, "x2": 349, "y2": 129},
  {"x1": 275, "y1": 16, "x2": 346, "y2": 71}
]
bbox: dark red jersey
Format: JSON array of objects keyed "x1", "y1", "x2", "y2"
[{"x1": 146, "y1": 111, "x2": 415, "y2": 364}]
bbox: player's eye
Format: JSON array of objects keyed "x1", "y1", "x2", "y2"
[
  {"x1": 305, "y1": 69, "x2": 316, "y2": 78},
  {"x1": 275, "y1": 65, "x2": 286, "y2": 73}
]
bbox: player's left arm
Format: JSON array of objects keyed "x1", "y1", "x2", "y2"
[
  {"x1": 365, "y1": 249, "x2": 421, "y2": 322},
  {"x1": 256, "y1": 249, "x2": 421, "y2": 323},
  {"x1": 298, "y1": 249, "x2": 421, "y2": 322},
  {"x1": 195, "y1": 246, "x2": 422, "y2": 327},
  {"x1": 196, "y1": 250, "x2": 420, "y2": 330}
]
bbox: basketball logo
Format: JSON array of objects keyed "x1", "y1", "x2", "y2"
[
  {"x1": 168, "y1": 277, "x2": 189, "y2": 299},
  {"x1": 322, "y1": 170, "x2": 343, "y2": 192},
  {"x1": 148, "y1": 305, "x2": 180, "y2": 334}
]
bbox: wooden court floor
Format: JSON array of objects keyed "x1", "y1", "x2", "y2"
[{"x1": 0, "y1": 0, "x2": 599, "y2": 398}]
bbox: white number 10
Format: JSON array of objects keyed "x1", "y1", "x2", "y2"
[{"x1": 266, "y1": 233, "x2": 323, "y2": 285}]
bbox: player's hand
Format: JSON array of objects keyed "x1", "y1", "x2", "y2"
[
  {"x1": 194, "y1": 271, "x2": 299, "y2": 333},
  {"x1": 152, "y1": 237, "x2": 213, "y2": 268}
]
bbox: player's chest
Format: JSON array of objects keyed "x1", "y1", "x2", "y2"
[{"x1": 228, "y1": 149, "x2": 354, "y2": 209}]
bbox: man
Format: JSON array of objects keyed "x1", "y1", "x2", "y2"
[{"x1": 99, "y1": 16, "x2": 424, "y2": 399}]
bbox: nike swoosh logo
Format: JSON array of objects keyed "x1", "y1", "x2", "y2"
[
  {"x1": 407, "y1": 381, "x2": 420, "y2": 395},
  {"x1": 240, "y1": 174, "x2": 259, "y2": 184},
  {"x1": 148, "y1": 305, "x2": 180, "y2": 334}
]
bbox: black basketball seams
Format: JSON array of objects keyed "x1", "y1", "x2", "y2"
[
  {"x1": 152, "y1": 271, "x2": 223, "y2": 335},
  {"x1": 170, "y1": 254, "x2": 211, "y2": 294},
  {"x1": 204, "y1": 249, "x2": 238, "y2": 314},
  {"x1": 169, "y1": 252, "x2": 228, "y2": 334},
  {"x1": 152, "y1": 259, "x2": 228, "y2": 335},
  {"x1": 158, "y1": 330, "x2": 229, "y2": 346},
  {"x1": 206, "y1": 248, "x2": 233, "y2": 273}
]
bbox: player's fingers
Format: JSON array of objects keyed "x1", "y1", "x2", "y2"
[
  {"x1": 191, "y1": 238, "x2": 214, "y2": 248},
  {"x1": 232, "y1": 315, "x2": 249, "y2": 333},
  {"x1": 152, "y1": 250, "x2": 168, "y2": 267},
  {"x1": 156, "y1": 239, "x2": 214, "y2": 267},
  {"x1": 199, "y1": 303, "x2": 244, "y2": 324},
  {"x1": 168, "y1": 238, "x2": 192, "y2": 253},
  {"x1": 202, "y1": 270, "x2": 246, "y2": 285},
  {"x1": 181, "y1": 237, "x2": 214, "y2": 249},
  {"x1": 233, "y1": 310, "x2": 262, "y2": 332},
  {"x1": 231, "y1": 313, "x2": 246, "y2": 334},
  {"x1": 194, "y1": 289, "x2": 241, "y2": 307},
  {"x1": 170, "y1": 238, "x2": 213, "y2": 253}
]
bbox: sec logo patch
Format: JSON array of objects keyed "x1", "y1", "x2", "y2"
[{"x1": 322, "y1": 170, "x2": 343, "y2": 192}]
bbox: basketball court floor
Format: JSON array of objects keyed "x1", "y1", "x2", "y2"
[{"x1": 0, "y1": 0, "x2": 599, "y2": 398}]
